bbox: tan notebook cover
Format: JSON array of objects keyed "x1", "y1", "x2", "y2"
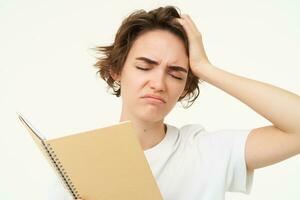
[{"x1": 18, "y1": 114, "x2": 163, "y2": 200}]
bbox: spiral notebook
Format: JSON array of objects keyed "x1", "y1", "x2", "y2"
[{"x1": 18, "y1": 114, "x2": 163, "y2": 200}]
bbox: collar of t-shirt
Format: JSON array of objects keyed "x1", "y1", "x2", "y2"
[{"x1": 143, "y1": 123, "x2": 179, "y2": 161}]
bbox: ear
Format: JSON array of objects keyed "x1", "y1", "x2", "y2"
[
  {"x1": 110, "y1": 70, "x2": 121, "y2": 81},
  {"x1": 180, "y1": 89, "x2": 188, "y2": 99}
]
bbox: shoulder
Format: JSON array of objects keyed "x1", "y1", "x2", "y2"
[
  {"x1": 175, "y1": 123, "x2": 206, "y2": 140},
  {"x1": 179, "y1": 123, "x2": 206, "y2": 134},
  {"x1": 166, "y1": 123, "x2": 206, "y2": 142},
  {"x1": 173, "y1": 123, "x2": 251, "y2": 150}
]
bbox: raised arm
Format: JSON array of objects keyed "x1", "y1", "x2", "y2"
[{"x1": 176, "y1": 14, "x2": 300, "y2": 170}]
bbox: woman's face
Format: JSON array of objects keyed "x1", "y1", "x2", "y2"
[{"x1": 117, "y1": 29, "x2": 189, "y2": 123}]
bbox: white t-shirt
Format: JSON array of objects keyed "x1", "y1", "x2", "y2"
[
  {"x1": 47, "y1": 123, "x2": 254, "y2": 200},
  {"x1": 144, "y1": 124, "x2": 254, "y2": 200}
]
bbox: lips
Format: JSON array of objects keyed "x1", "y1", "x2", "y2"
[{"x1": 141, "y1": 94, "x2": 166, "y2": 103}]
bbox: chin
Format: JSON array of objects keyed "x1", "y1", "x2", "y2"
[{"x1": 136, "y1": 111, "x2": 165, "y2": 123}]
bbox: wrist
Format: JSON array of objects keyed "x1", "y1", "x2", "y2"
[{"x1": 192, "y1": 62, "x2": 217, "y2": 81}]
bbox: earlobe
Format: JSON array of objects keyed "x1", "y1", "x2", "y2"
[
  {"x1": 180, "y1": 90, "x2": 188, "y2": 98},
  {"x1": 110, "y1": 70, "x2": 121, "y2": 81}
]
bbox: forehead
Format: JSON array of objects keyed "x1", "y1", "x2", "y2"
[{"x1": 128, "y1": 29, "x2": 188, "y2": 65}]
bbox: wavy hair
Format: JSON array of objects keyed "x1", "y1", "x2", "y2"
[{"x1": 94, "y1": 6, "x2": 202, "y2": 108}]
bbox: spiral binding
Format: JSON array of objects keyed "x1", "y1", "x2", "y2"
[{"x1": 43, "y1": 142, "x2": 81, "y2": 199}]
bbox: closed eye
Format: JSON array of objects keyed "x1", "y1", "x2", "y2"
[
  {"x1": 136, "y1": 66, "x2": 184, "y2": 80},
  {"x1": 169, "y1": 70, "x2": 184, "y2": 80},
  {"x1": 171, "y1": 75, "x2": 183, "y2": 80},
  {"x1": 136, "y1": 66, "x2": 149, "y2": 71}
]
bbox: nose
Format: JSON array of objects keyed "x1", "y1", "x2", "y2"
[{"x1": 149, "y1": 70, "x2": 166, "y2": 92}]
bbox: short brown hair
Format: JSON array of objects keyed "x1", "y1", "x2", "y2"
[{"x1": 94, "y1": 6, "x2": 202, "y2": 108}]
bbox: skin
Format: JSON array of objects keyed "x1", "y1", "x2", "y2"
[
  {"x1": 79, "y1": 27, "x2": 190, "y2": 200},
  {"x1": 79, "y1": 13, "x2": 300, "y2": 200},
  {"x1": 113, "y1": 29, "x2": 189, "y2": 150},
  {"x1": 115, "y1": 14, "x2": 300, "y2": 169},
  {"x1": 176, "y1": 14, "x2": 300, "y2": 170}
]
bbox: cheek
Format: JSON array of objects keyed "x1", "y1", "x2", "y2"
[
  {"x1": 120, "y1": 73, "x2": 144, "y2": 99},
  {"x1": 168, "y1": 82, "x2": 186, "y2": 102}
]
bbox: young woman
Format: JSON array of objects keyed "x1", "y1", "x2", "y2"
[{"x1": 49, "y1": 6, "x2": 300, "y2": 200}]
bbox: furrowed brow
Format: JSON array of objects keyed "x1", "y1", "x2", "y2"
[
  {"x1": 135, "y1": 57, "x2": 159, "y2": 65},
  {"x1": 168, "y1": 66, "x2": 188, "y2": 73},
  {"x1": 135, "y1": 56, "x2": 188, "y2": 73}
]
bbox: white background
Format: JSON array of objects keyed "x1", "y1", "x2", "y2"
[{"x1": 1, "y1": 0, "x2": 299, "y2": 199}]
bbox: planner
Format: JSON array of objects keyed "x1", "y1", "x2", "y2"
[{"x1": 18, "y1": 114, "x2": 163, "y2": 200}]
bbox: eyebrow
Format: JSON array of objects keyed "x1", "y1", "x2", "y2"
[{"x1": 135, "y1": 56, "x2": 188, "y2": 73}]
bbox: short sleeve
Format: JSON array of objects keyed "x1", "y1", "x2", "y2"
[
  {"x1": 181, "y1": 124, "x2": 254, "y2": 194},
  {"x1": 214, "y1": 129, "x2": 254, "y2": 194}
]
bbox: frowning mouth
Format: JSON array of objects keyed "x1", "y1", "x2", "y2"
[{"x1": 141, "y1": 94, "x2": 166, "y2": 104}]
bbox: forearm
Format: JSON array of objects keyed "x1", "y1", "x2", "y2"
[{"x1": 196, "y1": 65, "x2": 300, "y2": 133}]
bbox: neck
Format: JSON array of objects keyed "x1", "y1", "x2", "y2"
[{"x1": 119, "y1": 110, "x2": 166, "y2": 151}]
